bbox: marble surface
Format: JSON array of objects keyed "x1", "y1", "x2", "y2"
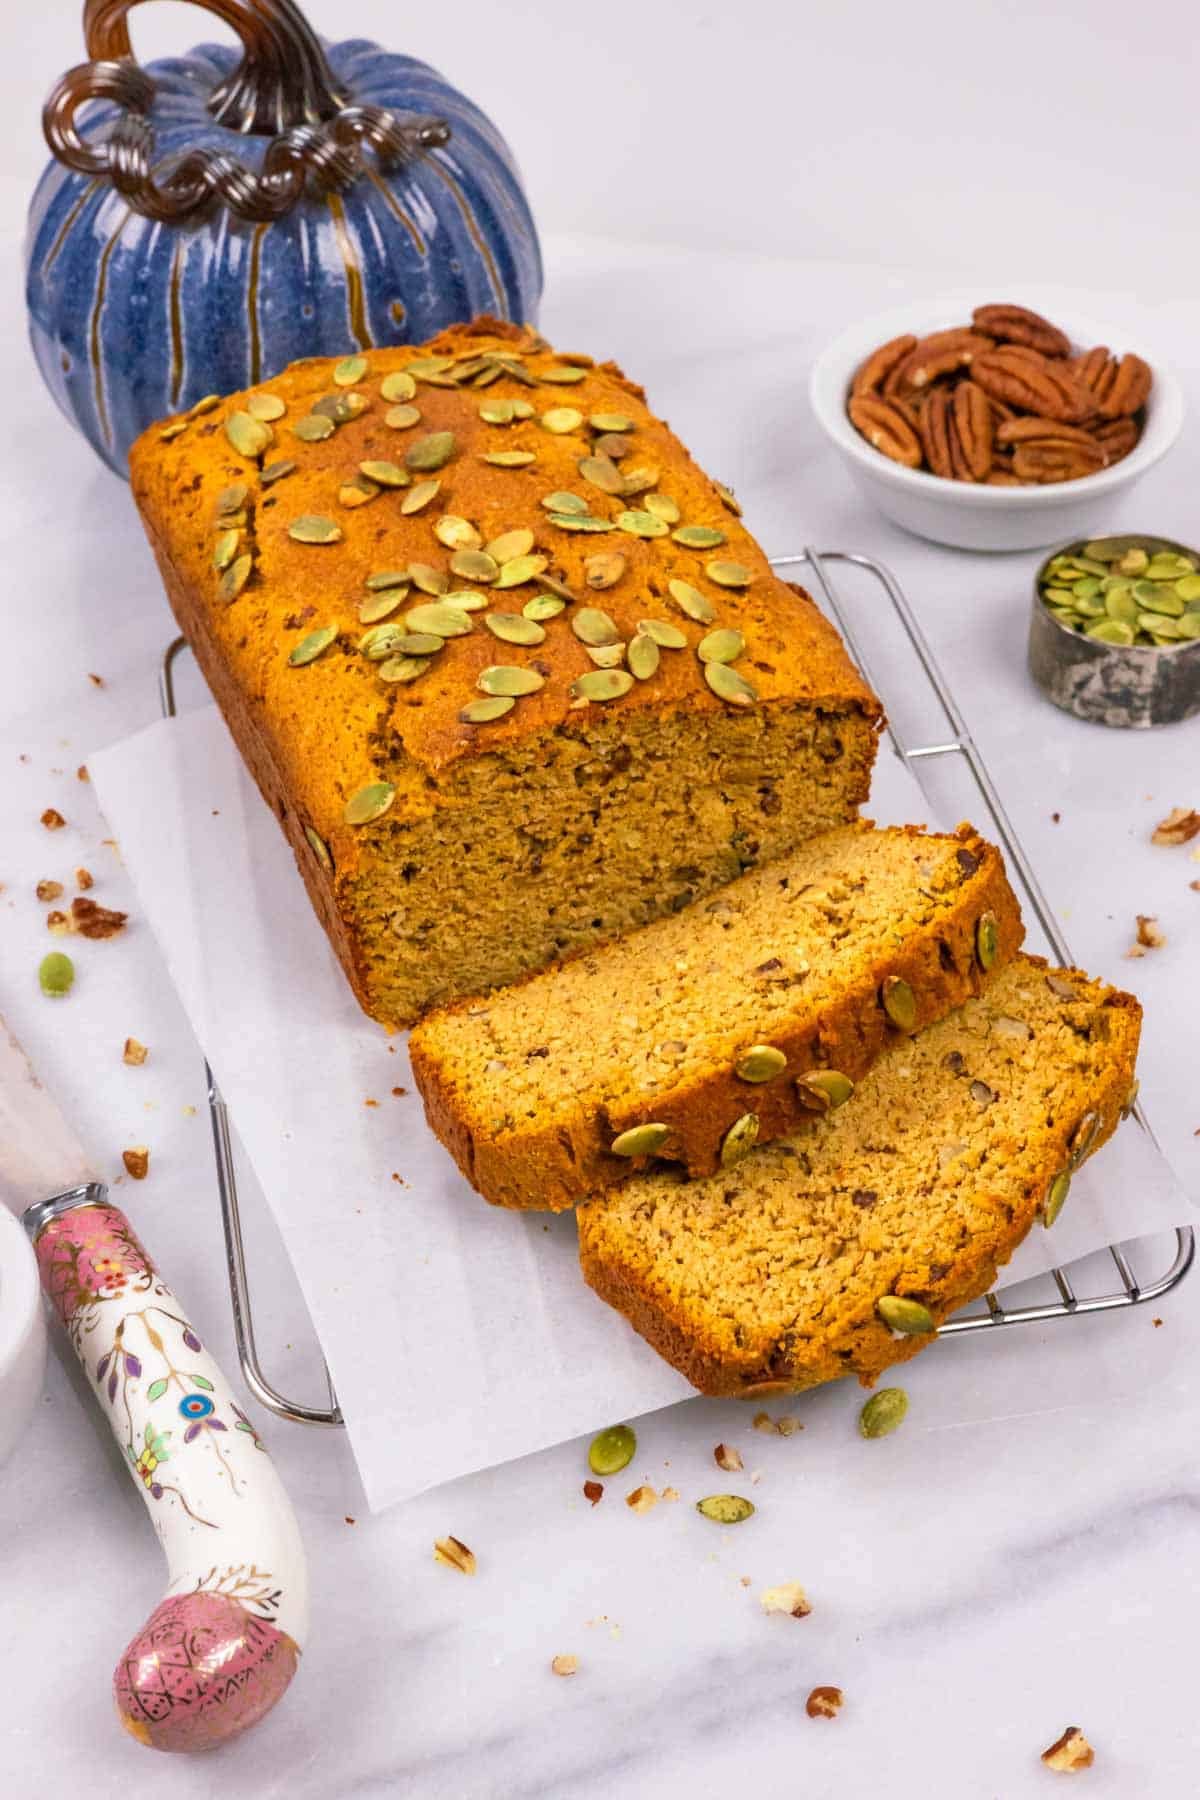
[{"x1": 3, "y1": 233, "x2": 1199, "y2": 1797}]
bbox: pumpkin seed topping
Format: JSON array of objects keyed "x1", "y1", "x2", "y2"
[
  {"x1": 720, "y1": 1113, "x2": 760, "y2": 1166},
  {"x1": 225, "y1": 411, "x2": 273, "y2": 459},
  {"x1": 587, "y1": 644, "x2": 626, "y2": 670},
  {"x1": 673, "y1": 524, "x2": 727, "y2": 549},
  {"x1": 480, "y1": 398, "x2": 516, "y2": 424},
  {"x1": 643, "y1": 492, "x2": 681, "y2": 524},
  {"x1": 876, "y1": 1295, "x2": 935, "y2": 1335},
  {"x1": 344, "y1": 781, "x2": 396, "y2": 825},
  {"x1": 304, "y1": 826, "x2": 332, "y2": 873},
  {"x1": 735, "y1": 1045, "x2": 786, "y2": 1083},
  {"x1": 358, "y1": 460, "x2": 408, "y2": 489},
  {"x1": 189, "y1": 394, "x2": 221, "y2": 417},
  {"x1": 261, "y1": 458, "x2": 297, "y2": 484},
  {"x1": 288, "y1": 514, "x2": 342, "y2": 545},
  {"x1": 408, "y1": 563, "x2": 448, "y2": 596},
  {"x1": 247, "y1": 392, "x2": 285, "y2": 421},
  {"x1": 440, "y1": 589, "x2": 488, "y2": 612},
  {"x1": 589, "y1": 413, "x2": 635, "y2": 434},
  {"x1": 159, "y1": 421, "x2": 187, "y2": 442},
  {"x1": 570, "y1": 669, "x2": 634, "y2": 702},
  {"x1": 524, "y1": 593, "x2": 565, "y2": 621},
  {"x1": 1042, "y1": 1170, "x2": 1071, "y2": 1227},
  {"x1": 293, "y1": 414, "x2": 336, "y2": 442},
  {"x1": 478, "y1": 665, "x2": 545, "y2": 697},
  {"x1": 334, "y1": 355, "x2": 368, "y2": 387},
  {"x1": 637, "y1": 618, "x2": 688, "y2": 649},
  {"x1": 380, "y1": 370, "x2": 417, "y2": 403},
  {"x1": 365, "y1": 568, "x2": 411, "y2": 592},
  {"x1": 706, "y1": 559, "x2": 754, "y2": 588},
  {"x1": 704, "y1": 664, "x2": 758, "y2": 707},
  {"x1": 540, "y1": 365, "x2": 588, "y2": 384},
  {"x1": 339, "y1": 475, "x2": 380, "y2": 508},
  {"x1": 572, "y1": 607, "x2": 620, "y2": 647},
  {"x1": 219, "y1": 555, "x2": 253, "y2": 601},
  {"x1": 213, "y1": 529, "x2": 239, "y2": 572},
  {"x1": 578, "y1": 455, "x2": 625, "y2": 496},
  {"x1": 588, "y1": 1424, "x2": 637, "y2": 1474},
  {"x1": 547, "y1": 512, "x2": 611, "y2": 532},
  {"x1": 542, "y1": 491, "x2": 589, "y2": 515},
  {"x1": 617, "y1": 509, "x2": 669, "y2": 539},
  {"x1": 495, "y1": 553, "x2": 547, "y2": 589},
  {"x1": 627, "y1": 634, "x2": 660, "y2": 681},
  {"x1": 976, "y1": 911, "x2": 999, "y2": 970},
  {"x1": 668, "y1": 579, "x2": 717, "y2": 624},
  {"x1": 436, "y1": 515, "x2": 483, "y2": 551},
  {"x1": 391, "y1": 632, "x2": 444, "y2": 655},
  {"x1": 460, "y1": 695, "x2": 515, "y2": 724},
  {"x1": 611, "y1": 1122, "x2": 672, "y2": 1157},
  {"x1": 796, "y1": 1069, "x2": 854, "y2": 1111},
  {"x1": 486, "y1": 528, "x2": 536, "y2": 563},
  {"x1": 542, "y1": 407, "x2": 585, "y2": 434},
  {"x1": 881, "y1": 975, "x2": 917, "y2": 1031},
  {"x1": 696, "y1": 1494, "x2": 754, "y2": 1524},
  {"x1": 585, "y1": 551, "x2": 627, "y2": 589},
  {"x1": 482, "y1": 450, "x2": 537, "y2": 467},
  {"x1": 407, "y1": 355, "x2": 455, "y2": 381},
  {"x1": 534, "y1": 571, "x2": 578, "y2": 603},
  {"x1": 698, "y1": 628, "x2": 745, "y2": 664},
  {"x1": 378, "y1": 656, "x2": 432, "y2": 684},
  {"x1": 485, "y1": 613, "x2": 546, "y2": 646},
  {"x1": 384, "y1": 404, "x2": 422, "y2": 430},
  {"x1": 859, "y1": 1388, "x2": 908, "y2": 1438},
  {"x1": 405, "y1": 602, "x2": 473, "y2": 638},
  {"x1": 594, "y1": 433, "x2": 631, "y2": 460},
  {"x1": 215, "y1": 482, "x2": 248, "y2": 515},
  {"x1": 401, "y1": 479, "x2": 441, "y2": 514},
  {"x1": 405, "y1": 431, "x2": 457, "y2": 473},
  {"x1": 715, "y1": 481, "x2": 742, "y2": 515},
  {"x1": 450, "y1": 549, "x2": 499, "y2": 582},
  {"x1": 358, "y1": 623, "x2": 409, "y2": 661},
  {"x1": 288, "y1": 624, "x2": 338, "y2": 666}
]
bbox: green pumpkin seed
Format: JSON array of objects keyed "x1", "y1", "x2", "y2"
[
  {"x1": 976, "y1": 910, "x2": 998, "y2": 971},
  {"x1": 1069, "y1": 1109, "x2": 1101, "y2": 1165},
  {"x1": 859, "y1": 1388, "x2": 908, "y2": 1439},
  {"x1": 672, "y1": 524, "x2": 726, "y2": 549},
  {"x1": 434, "y1": 515, "x2": 482, "y2": 551},
  {"x1": 668, "y1": 578, "x2": 716, "y2": 624},
  {"x1": 480, "y1": 398, "x2": 516, "y2": 424},
  {"x1": 365, "y1": 568, "x2": 411, "y2": 591},
  {"x1": 339, "y1": 475, "x2": 380, "y2": 508},
  {"x1": 215, "y1": 482, "x2": 248, "y2": 515},
  {"x1": 405, "y1": 602, "x2": 473, "y2": 638},
  {"x1": 1105, "y1": 587, "x2": 1139, "y2": 624},
  {"x1": 696, "y1": 1494, "x2": 754, "y2": 1524},
  {"x1": 494, "y1": 553, "x2": 547, "y2": 589},
  {"x1": 524, "y1": 593, "x2": 565, "y2": 621},
  {"x1": 1176, "y1": 611, "x2": 1200, "y2": 639},
  {"x1": 1042, "y1": 1169, "x2": 1071, "y2": 1227},
  {"x1": 706, "y1": 559, "x2": 753, "y2": 588},
  {"x1": 289, "y1": 514, "x2": 342, "y2": 545},
  {"x1": 304, "y1": 825, "x2": 332, "y2": 873},
  {"x1": 643, "y1": 492, "x2": 681, "y2": 524},
  {"x1": 582, "y1": 552, "x2": 625, "y2": 590},
  {"x1": 293, "y1": 414, "x2": 336, "y2": 442},
  {"x1": 796, "y1": 1069, "x2": 853, "y2": 1111},
  {"x1": 482, "y1": 450, "x2": 537, "y2": 467},
  {"x1": 881, "y1": 975, "x2": 917, "y2": 1031},
  {"x1": 460, "y1": 695, "x2": 515, "y2": 724},
  {"x1": 547, "y1": 512, "x2": 611, "y2": 532},
  {"x1": 343, "y1": 781, "x2": 396, "y2": 825},
  {"x1": 617, "y1": 509, "x2": 669, "y2": 538},
  {"x1": 720, "y1": 1112, "x2": 759, "y2": 1166},
  {"x1": 1175, "y1": 575, "x2": 1200, "y2": 601},
  {"x1": 384, "y1": 404, "x2": 422, "y2": 430},
  {"x1": 572, "y1": 607, "x2": 620, "y2": 647},
  {"x1": 589, "y1": 413, "x2": 635, "y2": 434},
  {"x1": 225, "y1": 411, "x2": 273, "y2": 458},
  {"x1": 715, "y1": 481, "x2": 742, "y2": 514},
  {"x1": 637, "y1": 617, "x2": 688, "y2": 649},
  {"x1": 578, "y1": 455, "x2": 625, "y2": 496},
  {"x1": 288, "y1": 624, "x2": 338, "y2": 666},
  {"x1": 212, "y1": 529, "x2": 240, "y2": 572},
  {"x1": 627, "y1": 633, "x2": 660, "y2": 681},
  {"x1": 358, "y1": 590, "x2": 407, "y2": 624},
  {"x1": 388, "y1": 632, "x2": 444, "y2": 655},
  {"x1": 381, "y1": 370, "x2": 417, "y2": 403},
  {"x1": 159, "y1": 421, "x2": 187, "y2": 441},
  {"x1": 247, "y1": 392, "x2": 285, "y2": 422},
  {"x1": 611, "y1": 1123, "x2": 672, "y2": 1158},
  {"x1": 406, "y1": 563, "x2": 446, "y2": 596},
  {"x1": 1085, "y1": 619, "x2": 1135, "y2": 645},
  {"x1": 569, "y1": 669, "x2": 634, "y2": 702},
  {"x1": 735, "y1": 1045, "x2": 786, "y2": 1083},
  {"x1": 594, "y1": 433, "x2": 631, "y2": 460},
  {"x1": 1072, "y1": 576, "x2": 1102, "y2": 600},
  {"x1": 540, "y1": 364, "x2": 588, "y2": 384},
  {"x1": 401, "y1": 480, "x2": 441, "y2": 515},
  {"x1": 219, "y1": 554, "x2": 253, "y2": 601},
  {"x1": 356, "y1": 460, "x2": 406, "y2": 489},
  {"x1": 478, "y1": 665, "x2": 545, "y2": 696},
  {"x1": 377, "y1": 655, "x2": 433, "y2": 684},
  {"x1": 358, "y1": 623, "x2": 409, "y2": 661},
  {"x1": 704, "y1": 664, "x2": 757, "y2": 706},
  {"x1": 440, "y1": 589, "x2": 488, "y2": 612},
  {"x1": 447, "y1": 551, "x2": 496, "y2": 584},
  {"x1": 697, "y1": 628, "x2": 744, "y2": 664},
  {"x1": 588, "y1": 1424, "x2": 636, "y2": 1474},
  {"x1": 534, "y1": 571, "x2": 578, "y2": 603},
  {"x1": 405, "y1": 431, "x2": 457, "y2": 473},
  {"x1": 1137, "y1": 585, "x2": 1185, "y2": 617},
  {"x1": 334, "y1": 355, "x2": 368, "y2": 387},
  {"x1": 407, "y1": 355, "x2": 455, "y2": 380},
  {"x1": 486, "y1": 613, "x2": 546, "y2": 646},
  {"x1": 542, "y1": 490, "x2": 589, "y2": 515},
  {"x1": 876, "y1": 1295, "x2": 935, "y2": 1335},
  {"x1": 484, "y1": 529, "x2": 533, "y2": 563},
  {"x1": 1145, "y1": 553, "x2": 1194, "y2": 580},
  {"x1": 541, "y1": 408, "x2": 584, "y2": 434},
  {"x1": 261, "y1": 458, "x2": 297, "y2": 484}
]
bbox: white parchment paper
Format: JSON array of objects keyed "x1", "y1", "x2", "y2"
[{"x1": 88, "y1": 709, "x2": 1191, "y2": 1510}]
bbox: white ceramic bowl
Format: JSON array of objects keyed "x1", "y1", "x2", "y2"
[
  {"x1": 0, "y1": 1208, "x2": 46, "y2": 1467},
  {"x1": 809, "y1": 299, "x2": 1184, "y2": 552}
]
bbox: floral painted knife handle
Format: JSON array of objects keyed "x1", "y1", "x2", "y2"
[{"x1": 25, "y1": 1185, "x2": 308, "y2": 1752}]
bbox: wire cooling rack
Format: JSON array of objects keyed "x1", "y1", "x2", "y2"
[{"x1": 160, "y1": 546, "x2": 1194, "y2": 1427}]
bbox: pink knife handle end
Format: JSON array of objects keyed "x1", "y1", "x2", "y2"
[{"x1": 115, "y1": 1593, "x2": 300, "y2": 1753}]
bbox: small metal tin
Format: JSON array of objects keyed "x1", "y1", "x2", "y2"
[{"x1": 1028, "y1": 533, "x2": 1200, "y2": 729}]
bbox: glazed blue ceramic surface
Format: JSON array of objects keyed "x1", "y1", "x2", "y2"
[{"x1": 26, "y1": 38, "x2": 543, "y2": 475}]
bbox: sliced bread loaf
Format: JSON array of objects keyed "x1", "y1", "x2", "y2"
[
  {"x1": 576, "y1": 955, "x2": 1141, "y2": 1394},
  {"x1": 410, "y1": 821, "x2": 1023, "y2": 1209}
]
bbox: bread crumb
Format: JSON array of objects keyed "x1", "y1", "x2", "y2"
[
  {"x1": 40, "y1": 808, "x2": 66, "y2": 830},
  {"x1": 761, "y1": 1582, "x2": 811, "y2": 1618},
  {"x1": 551, "y1": 1654, "x2": 579, "y2": 1677},
  {"x1": 75, "y1": 867, "x2": 93, "y2": 890},
  {"x1": 123, "y1": 1038, "x2": 148, "y2": 1066},
  {"x1": 806, "y1": 1686, "x2": 843, "y2": 1720},
  {"x1": 625, "y1": 1484, "x2": 659, "y2": 1514},
  {"x1": 714, "y1": 1442, "x2": 744, "y2": 1471},
  {"x1": 364, "y1": 1097, "x2": 379, "y2": 1107},
  {"x1": 46, "y1": 910, "x2": 70, "y2": 935},
  {"x1": 36, "y1": 879, "x2": 63, "y2": 902},
  {"x1": 1041, "y1": 1726, "x2": 1094, "y2": 1771},
  {"x1": 122, "y1": 1146, "x2": 150, "y2": 1180},
  {"x1": 1151, "y1": 806, "x2": 1200, "y2": 846}
]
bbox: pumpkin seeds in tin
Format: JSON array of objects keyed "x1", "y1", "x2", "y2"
[
  {"x1": 720, "y1": 1112, "x2": 759, "y2": 1166},
  {"x1": 611, "y1": 1122, "x2": 672, "y2": 1157},
  {"x1": 213, "y1": 529, "x2": 240, "y2": 572},
  {"x1": 859, "y1": 1388, "x2": 908, "y2": 1438},
  {"x1": 377, "y1": 655, "x2": 432, "y2": 684},
  {"x1": 569, "y1": 669, "x2": 634, "y2": 702},
  {"x1": 588, "y1": 1424, "x2": 637, "y2": 1473},
  {"x1": 735, "y1": 1045, "x2": 786, "y2": 1083},
  {"x1": 876, "y1": 1295, "x2": 935, "y2": 1335},
  {"x1": 542, "y1": 408, "x2": 584, "y2": 434},
  {"x1": 704, "y1": 664, "x2": 757, "y2": 707},
  {"x1": 478, "y1": 665, "x2": 545, "y2": 697},
  {"x1": 460, "y1": 695, "x2": 515, "y2": 724},
  {"x1": 288, "y1": 624, "x2": 338, "y2": 666},
  {"x1": 225, "y1": 411, "x2": 272, "y2": 458},
  {"x1": 638, "y1": 618, "x2": 688, "y2": 649},
  {"x1": 405, "y1": 431, "x2": 456, "y2": 472},
  {"x1": 627, "y1": 634, "x2": 660, "y2": 681},
  {"x1": 572, "y1": 608, "x2": 620, "y2": 647},
  {"x1": 304, "y1": 825, "x2": 333, "y2": 873},
  {"x1": 668, "y1": 579, "x2": 716, "y2": 624},
  {"x1": 401, "y1": 480, "x2": 441, "y2": 515},
  {"x1": 483, "y1": 450, "x2": 537, "y2": 467},
  {"x1": 616, "y1": 510, "x2": 669, "y2": 538},
  {"x1": 220, "y1": 554, "x2": 253, "y2": 601},
  {"x1": 672, "y1": 524, "x2": 725, "y2": 549},
  {"x1": 486, "y1": 613, "x2": 546, "y2": 646},
  {"x1": 698, "y1": 628, "x2": 744, "y2": 664},
  {"x1": 344, "y1": 781, "x2": 396, "y2": 825},
  {"x1": 334, "y1": 355, "x2": 368, "y2": 387},
  {"x1": 289, "y1": 514, "x2": 342, "y2": 545},
  {"x1": 247, "y1": 392, "x2": 285, "y2": 421},
  {"x1": 436, "y1": 515, "x2": 483, "y2": 551},
  {"x1": 293, "y1": 413, "x2": 336, "y2": 442},
  {"x1": 589, "y1": 412, "x2": 635, "y2": 434},
  {"x1": 1086, "y1": 619, "x2": 1135, "y2": 646},
  {"x1": 524, "y1": 593, "x2": 565, "y2": 622},
  {"x1": 585, "y1": 551, "x2": 626, "y2": 589},
  {"x1": 380, "y1": 370, "x2": 417, "y2": 403},
  {"x1": 706, "y1": 559, "x2": 754, "y2": 588},
  {"x1": 696, "y1": 1494, "x2": 755, "y2": 1524},
  {"x1": 1039, "y1": 537, "x2": 1200, "y2": 649},
  {"x1": 405, "y1": 602, "x2": 473, "y2": 638},
  {"x1": 1042, "y1": 1169, "x2": 1071, "y2": 1227},
  {"x1": 881, "y1": 975, "x2": 917, "y2": 1031}
]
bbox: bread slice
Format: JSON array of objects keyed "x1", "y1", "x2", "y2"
[
  {"x1": 410, "y1": 821, "x2": 1024, "y2": 1209},
  {"x1": 576, "y1": 956, "x2": 1141, "y2": 1394}
]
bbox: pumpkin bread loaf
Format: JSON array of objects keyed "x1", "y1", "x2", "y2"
[
  {"x1": 129, "y1": 319, "x2": 881, "y2": 1026},
  {"x1": 410, "y1": 821, "x2": 1023, "y2": 1210},
  {"x1": 576, "y1": 956, "x2": 1141, "y2": 1395}
]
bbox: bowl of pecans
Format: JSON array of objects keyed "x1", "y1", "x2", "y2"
[{"x1": 809, "y1": 298, "x2": 1184, "y2": 550}]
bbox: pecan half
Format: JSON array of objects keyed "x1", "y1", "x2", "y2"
[
  {"x1": 1072, "y1": 345, "x2": 1112, "y2": 394},
  {"x1": 971, "y1": 303, "x2": 1070, "y2": 358},
  {"x1": 995, "y1": 416, "x2": 1100, "y2": 449},
  {"x1": 1012, "y1": 437, "x2": 1106, "y2": 482},
  {"x1": 847, "y1": 395, "x2": 923, "y2": 468},
  {"x1": 851, "y1": 333, "x2": 917, "y2": 397},
  {"x1": 951, "y1": 380, "x2": 993, "y2": 479},
  {"x1": 894, "y1": 330, "x2": 992, "y2": 391},
  {"x1": 917, "y1": 387, "x2": 954, "y2": 477},
  {"x1": 1093, "y1": 417, "x2": 1138, "y2": 462},
  {"x1": 971, "y1": 348, "x2": 1097, "y2": 423},
  {"x1": 985, "y1": 470, "x2": 1023, "y2": 486},
  {"x1": 1099, "y1": 351, "x2": 1152, "y2": 419}
]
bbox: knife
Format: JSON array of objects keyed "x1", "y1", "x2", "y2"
[{"x1": 0, "y1": 1015, "x2": 308, "y2": 1753}]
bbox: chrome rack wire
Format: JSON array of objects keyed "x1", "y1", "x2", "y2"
[{"x1": 159, "y1": 546, "x2": 1192, "y2": 1426}]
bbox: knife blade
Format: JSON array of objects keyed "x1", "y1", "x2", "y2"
[{"x1": 0, "y1": 1017, "x2": 94, "y2": 1213}]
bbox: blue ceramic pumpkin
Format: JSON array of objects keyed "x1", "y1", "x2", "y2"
[{"x1": 27, "y1": 0, "x2": 543, "y2": 475}]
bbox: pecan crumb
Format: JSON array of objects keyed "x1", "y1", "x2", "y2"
[
  {"x1": 72, "y1": 896, "x2": 127, "y2": 939},
  {"x1": 551, "y1": 1654, "x2": 579, "y2": 1678},
  {"x1": 75, "y1": 867, "x2": 94, "y2": 890},
  {"x1": 123, "y1": 1037, "x2": 148, "y2": 1066},
  {"x1": 1153, "y1": 1316, "x2": 1163, "y2": 1327},
  {"x1": 583, "y1": 1480, "x2": 603, "y2": 1506},
  {"x1": 806, "y1": 1686, "x2": 843, "y2": 1720},
  {"x1": 87, "y1": 673, "x2": 104, "y2": 688},
  {"x1": 625, "y1": 1484, "x2": 659, "y2": 1514},
  {"x1": 40, "y1": 808, "x2": 66, "y2": 830},
  {"x1": 36, "y1": 879, "x2": 63, "y2": 902},
  {"x1": 1041, "y1": 1726, "x2": 1094, "y2": 1772},
  {"x1": 77, "y1": 765, "x2": 89, "y2": 782},
  {"x1": 344, "y1": 1516, "x2": 356, "y2": 1525},
  {"x1": 1151, "y1": 806, "x2": 1200, "y2": 847},
  {"x1": 761, "y1": 1582, "x2": 812, "y2": 1618},
  {"x1": 1051, "y1": 811, "x2": 1061, "y2": 823},
  {"x1": 46, "y1": 910, "x2": 70, "y2": 935},
  {"x1": 1126, "y1": 914, "x2": 1166, "y2": 958},
  {"x1": 391, "y1": 1086, "x2": 407, "y2": 1096},
  {"x1": 122, "y1": 1146, "x2": 150, "y2": 1181},
  {"x1": 433, "y1": 1535, "x2": 476, "y2": 1575},
  {"x1": 714, "y1": 1442, "x2": 744, "y2": 1472}
]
